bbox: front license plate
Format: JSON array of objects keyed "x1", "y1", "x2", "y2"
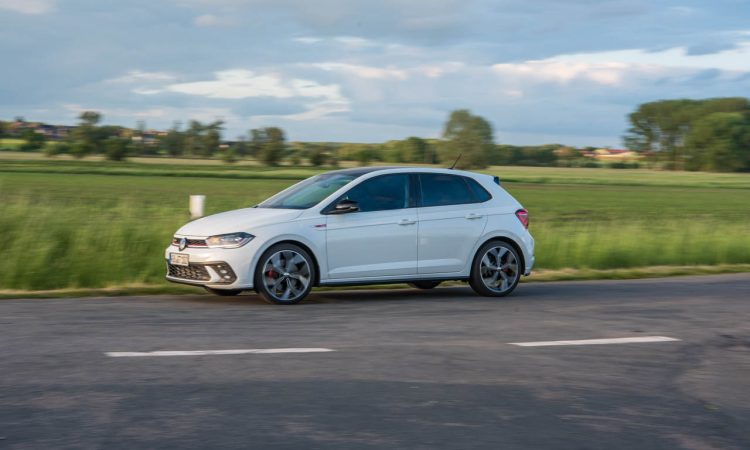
[{"x1": 170, "y1": 253, "x2": 189, "y2": 266}]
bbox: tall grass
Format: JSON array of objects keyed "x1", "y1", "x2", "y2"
[
  {"x1": 1, "y1": 169, "x2": 749, "y2": 291},
  {"x1": 533, "y1": 220, "x2": 750, "y2": 269}
]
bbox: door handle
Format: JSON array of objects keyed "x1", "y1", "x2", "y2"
[
  {"x1": 465, "y1": 213, "x2": 483, "y2": 220},
  {"x1": 398, "y1": 218, "x2": 417, "y2": 225}
]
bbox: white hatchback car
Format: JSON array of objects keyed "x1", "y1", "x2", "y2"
[{"x1": 165, "y1": 167, "x2": 534, "y2": 304}]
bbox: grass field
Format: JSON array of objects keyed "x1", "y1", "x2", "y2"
[{"x1": 1, "y1": 159, "x2": 749, "y2": 292}]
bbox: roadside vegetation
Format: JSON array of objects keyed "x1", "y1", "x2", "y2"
[{"x1": 1, "y1": 164, "x2": 748, "y2": 293}]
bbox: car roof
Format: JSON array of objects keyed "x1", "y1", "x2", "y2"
[
  {"x1": 326, "y1": 166, "x2": 407, "y2": 177},
  {"x1": 327, "y1": 165, "x2": 485, "y2": 179}
]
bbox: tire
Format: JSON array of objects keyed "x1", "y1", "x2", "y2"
[
  {"x1": 254, "y1": 243, "x2": 316, "y2": 305},
  {"x1": 469, "y1": 240, "x2": 522, "y2": 297},
  {"x1": 205, "y1": 287, "x2": 243, "y2": 296},
  {"x1": 408, "y1": 281, "x2": 441, "y2": 290}
]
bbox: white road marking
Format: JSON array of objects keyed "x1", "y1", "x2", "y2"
[
  {"x1": 106, "y1": 348, "x2": 335, "y2": 357},
  {"x1": 508, "y1": 336, "x2": 680, "y2": 347}
]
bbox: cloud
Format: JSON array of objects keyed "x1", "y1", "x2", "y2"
[
  {"x1": 332, "y1": 36, "x2": 377, "y2": 49},
  {"x1": 492, "y1": 43, "x2": 750, "y2": 86},
  {"x1": 0, "y1": 0, "x2": 55, "y2": 14},
  {"x1": 293, "y1": 37, "x2": 321, "y2": 44},
  {"x1": 493, "y1": 60, "x2": 634, "y2": 86},
  {"x1": 157, "y1": 69, "x2": 350, "y2": 120},
  {"x1": 312, "y1": 63, "x2": 408, "y2": 80},
  {"x1": 309, "y1": 61, "x2": 465, "y2": 80},
  {"x1": 193, "y1": 14, "x2": 234, "y2": 27},
  {"x1": 105, "y1": 70, "x2": 177, "y2": 84}
]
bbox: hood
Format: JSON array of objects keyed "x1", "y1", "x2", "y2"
[{"x1": 176, "y1": 207, "x2": 305, "y2": 237}]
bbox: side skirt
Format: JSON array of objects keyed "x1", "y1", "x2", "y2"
[{"x1": 318, "y1": 276, "x2": 469, "y2": 288}]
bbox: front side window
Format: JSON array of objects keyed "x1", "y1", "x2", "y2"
[
  {"x1": 258, "y1": 173, "x2": 358, "y2": 209},
  {"x1": 337, "y1": 174, "x2": 410, "y2": 213},
  {"x1": 419, "y1": 173, "x2": 476, "y2": 207}
]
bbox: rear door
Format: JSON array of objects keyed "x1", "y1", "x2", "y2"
[
  {"x1": 416, "y1": 173, "x2": 489, "y2": 274},
  {"x1": 325, "y1": 173, "x2": 419, "y2": 279}
]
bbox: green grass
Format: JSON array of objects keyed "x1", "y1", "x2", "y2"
[
  {"x1": 0, "y1": 138, "x2": 26, "y2": 149},
  {"x1": 1, "y1": 160, "x2": 749, "y2": 292},
  {"x1": 3, "y1": 156, "x2": 750, "y2": 189}
]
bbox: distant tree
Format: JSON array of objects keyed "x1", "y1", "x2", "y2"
[
  {"x1": 308, "y1": 144, "x2": 328, "y2": 167},
  {"x1": 355, "y1": 146, "x2": 380, "y2": 166},
  {"x1": 685, "y1": 112, "x2": 750, "y2": 172},
  {"x1": 257, "y1": 127, "x2": 286, "y2": 166},
  {"x1": 203, "y1": 121, "x2": 223, "y2": 157},
  {"x1": 70, "y1": 111, "x2": 104, "y2": 157},
  {"x1": 394, "y1": 137, "x2": 430, "y2": 163},
  {"x1": 161, "y1": 122, "x2": 185, "y2": 157},
  {"x1": 80, "y1": 111, "x2": 101, "y2": 127},
  {"x1": 104, "y1": 136, "x2": 130, "y2": 161},
  {"x1": 231, "y1": 136, "x2": 249, "y2": 158},
  {"x1": 0, "y1": 120, "x2": 7, "y2": 138},
  {"x1": 184, "y1": 120, "x2": 204, "y2": 156},
  {"x1": 97, "y1": 125, "x2": 123, "y2": 143},
  {"x1": 248, "y1": 129, "x2": 267, "y2": 158},
  {"x1": 440, "y1": 109, "x2": 494, "y2": 169},
  {"x1": 20, "y1": 128, "x2": 45, "y2": 151},
  {"x1": 624, "y1": 98, "x2": 750, "y2": 169}
]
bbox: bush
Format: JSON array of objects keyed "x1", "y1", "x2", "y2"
[
  {"x1": 44, "y1": 142, "x2": 71, "y2": 157},
  {"x1": 221, "y1": 148, "x2": 237, "y2": 164},
  {"x1": 104, "y1": 137, "x2": 130, "y2": 161},
  {"x1": 70, "y1": 142, "x2": 94, "y2": 159},
  {"x1": 308, "y1": 147, "x2": 327, "y2": 167}
]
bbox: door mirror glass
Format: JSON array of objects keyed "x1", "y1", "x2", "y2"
[{"x1": 330, "y1": 199, "x2": 360, "y2": 214}]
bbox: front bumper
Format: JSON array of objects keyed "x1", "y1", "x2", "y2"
[{"x1": 164, "y1": 240, "x2": 260, "y2": 289}]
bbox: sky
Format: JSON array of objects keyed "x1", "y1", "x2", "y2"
[{"x1": 1, "y1": 0, "x2": 749, "y2": 147}]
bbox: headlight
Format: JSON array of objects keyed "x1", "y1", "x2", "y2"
[{"x1": 205, "y1": 232, "x2": 254, "y2": 248}]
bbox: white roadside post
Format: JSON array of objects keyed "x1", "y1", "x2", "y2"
[{"x1": 189, "y1": 195, "x2": 206, "y2": 219}]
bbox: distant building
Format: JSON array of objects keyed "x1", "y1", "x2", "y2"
[{"x1": 591, "y1": 148, "x2": 643, "y2": 161}]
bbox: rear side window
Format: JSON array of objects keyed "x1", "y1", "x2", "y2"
[
  {"x1": 465, "y1": 178, "x2": 492, "y2": 202},
  {"x1": 419, "y1": 173, "x2": 476, "y2": 207}
]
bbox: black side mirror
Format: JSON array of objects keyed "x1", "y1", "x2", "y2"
[{"x1": 329, "y1": 199, "x2": 359, "y2": 214}]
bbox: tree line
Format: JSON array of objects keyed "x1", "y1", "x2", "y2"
[{"x1": 3, "y1": 98, "x2": 749, "y2": 171}]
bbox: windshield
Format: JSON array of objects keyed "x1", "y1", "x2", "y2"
[{"x1": 257, "y1": 173, "x2": 359, "y2": 210}]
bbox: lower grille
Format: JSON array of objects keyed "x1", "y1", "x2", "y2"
[
  {"x1": 166, "y1": 261, "x2": 238, "y2": 284},
  {"x1": 167, "y1": 263, "x2": 210, "y2": 281}
]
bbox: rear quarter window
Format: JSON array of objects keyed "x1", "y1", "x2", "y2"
[{"x1": 465, "y1": 178, "x2": 492, "y2": 202}]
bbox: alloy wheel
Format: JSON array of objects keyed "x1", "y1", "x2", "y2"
[
  {"x1": 262, "y1": 250, "x2": 312, "y2": 302},
  {"x1": 479, "y1": 245, "x2": 520, "y2": 293}
]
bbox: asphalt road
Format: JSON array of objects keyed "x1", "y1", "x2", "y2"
[{"x1": 1, "y1": 274, "x2": 749, "y2": 450}]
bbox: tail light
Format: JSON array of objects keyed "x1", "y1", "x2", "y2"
[{"x1": 515, "y1": 209, "x2": 529, "y2": 229}]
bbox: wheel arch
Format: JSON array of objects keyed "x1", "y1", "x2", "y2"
[
  {"x1": 254, "y1": 239, "x2": 322, "y2": 287},
  {"x1": 473, "y1": 236, "x2": 526, "y2": 276}
]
